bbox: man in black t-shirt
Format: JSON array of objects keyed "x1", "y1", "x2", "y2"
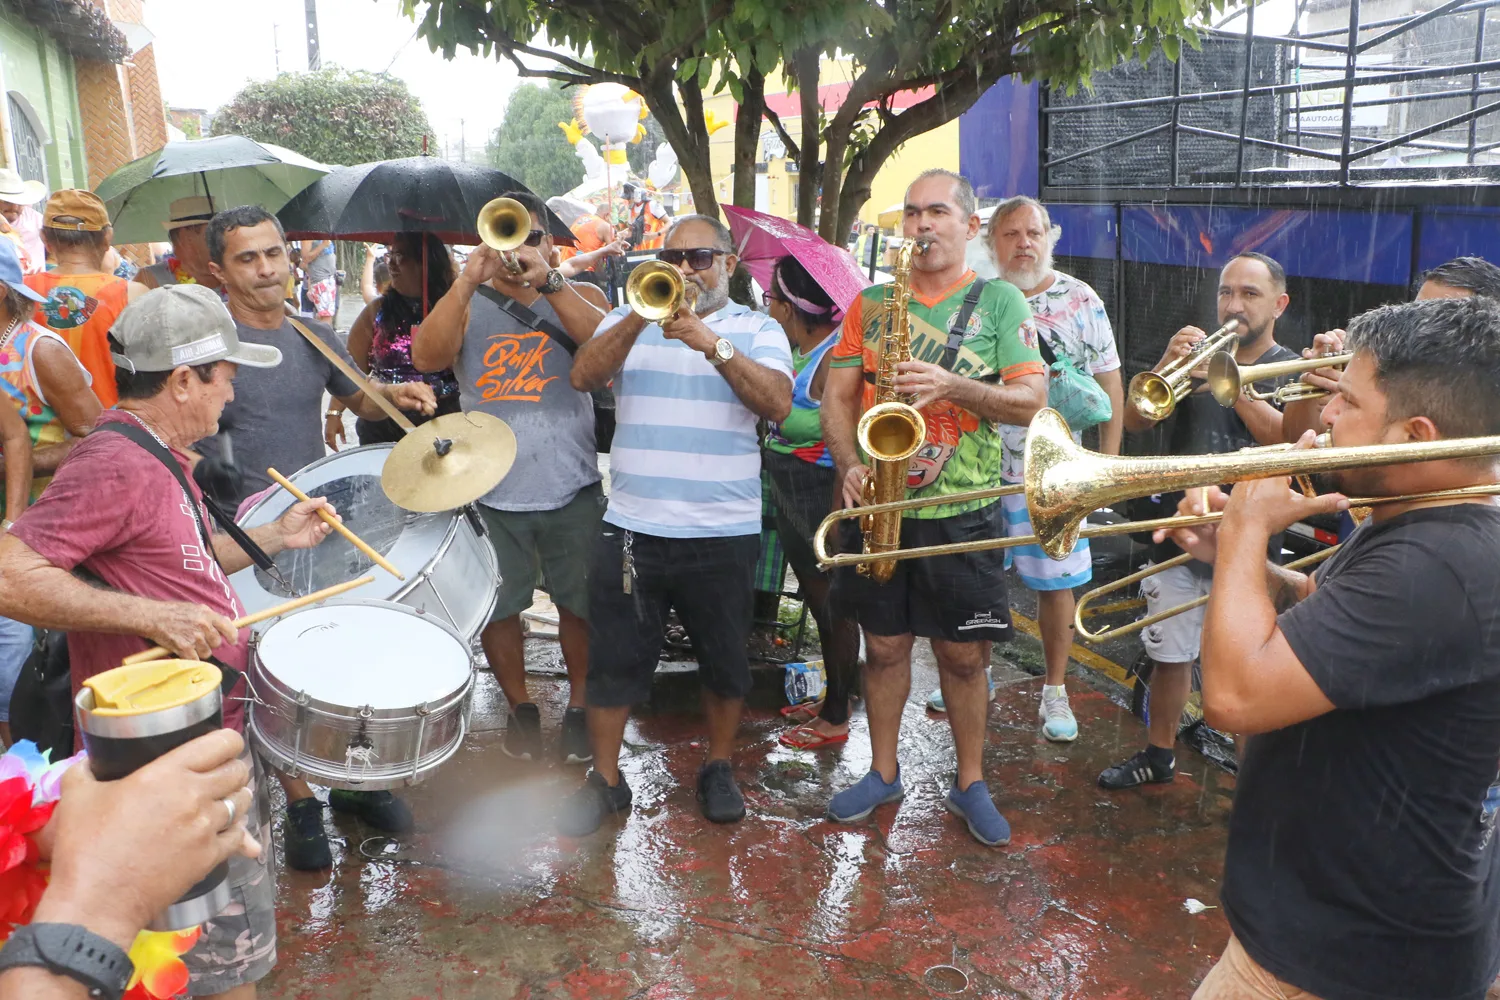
[
  {"x1": 1100, "y1": 251, "x2": 1299, "y2": 791},
  {"x1": 1166, "y1": 296, "x2": 1500, "y2": 1000}
]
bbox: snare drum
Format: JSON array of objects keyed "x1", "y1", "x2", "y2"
[
  {"x1": 249, "y1": 600, "x2": 473, "y2": 790},
  {"x1": 230, "y1": 445, "x2": 499, "y2": 638}
]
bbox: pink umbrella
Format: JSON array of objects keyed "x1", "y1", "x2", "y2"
[{"x1": 723, "y1": 205, "x2": 869, "y2": 316}]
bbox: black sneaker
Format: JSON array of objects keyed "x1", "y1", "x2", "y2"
[
  {"x1": 329, "y1": 789, "x2": 415, "y2": 834},
  {"x1": 559, "y1": 707, "x2": 592, "y2": 764},
  {"x1": 558, "y1": 770, "x2": 633, "y2": 837},
  {"x1": 502, "y1": 702, "x2": 543, "y2": 761},
  {"x1": 283, "y1": 796, "x2": 332, "y2": 870},
  {"x1": 696, "y1": 759, "x2": 746, "y2": 824},
  {"x1": 1098, "y1": 748, "x2": 1176, "y2": 790}
]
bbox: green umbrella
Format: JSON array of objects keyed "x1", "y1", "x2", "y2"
[{"x1": 96, "y1": 135, "x2": 328, "y2": 244}]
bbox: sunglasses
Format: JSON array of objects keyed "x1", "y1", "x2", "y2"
[
  {"x1": 522, "y1": 229, "x2": 546, "y2": 247},
  {"x1": 658, "y1": 248, "x2": 726, "y2": 270}
]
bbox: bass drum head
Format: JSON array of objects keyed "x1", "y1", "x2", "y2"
[
  {"x1": 256, "y1": 600, "x2": 471, "y2": 709},
  {"x1": 231, "y1": 445, "x2": 451, "y2": 616}
]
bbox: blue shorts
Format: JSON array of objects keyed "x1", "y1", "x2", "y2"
[
  {"x1": 1000, "y1": 490, "x2": 1092, "y2": 592},
  {"x1": 0, "y1": 616, "x2": 33, "y2": 722}
]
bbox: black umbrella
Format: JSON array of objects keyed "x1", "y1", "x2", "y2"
[{"x1": 276, "y1": 157, "x2": 574, "y2": 246}]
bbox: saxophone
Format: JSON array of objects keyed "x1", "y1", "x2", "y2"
[{"x1": 856, "y1": 238, "x2": 931, "y2": 583}]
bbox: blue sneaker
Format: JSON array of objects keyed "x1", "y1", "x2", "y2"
[
  {"x1": 925, "y1": 667, "x2": 996, "y2": 713},
  {"x1": 827, "y1": 768, "x2": 905, "y2": 823},
  {"x1": 945, "y1": 779, "x2": 1011, "y2": 846}
]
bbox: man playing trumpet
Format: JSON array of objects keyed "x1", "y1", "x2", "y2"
[
  {"x1": 1160, "y1": 296, "x2": 1500, "y2": 1000},
  {"x1": 1103, "y1": 252, "x2": 1300, "y2": 791}
]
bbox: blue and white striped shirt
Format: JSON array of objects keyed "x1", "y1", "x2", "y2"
[{"x1": 602, "y1": 301, "x2": 794, "y2": 538}]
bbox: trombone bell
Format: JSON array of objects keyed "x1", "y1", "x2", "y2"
[
  {"x1": 627, "y1": 261, "x2": 688, "y2": 321},
  {"x1": 477, "y1": 197, "x2": 532, "y2": 253}
]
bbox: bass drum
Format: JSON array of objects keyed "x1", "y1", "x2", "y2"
[{"x1": 230, "y1": 444, "x2": 498, "y2": 639}]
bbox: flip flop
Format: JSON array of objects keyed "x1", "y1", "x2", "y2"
[
  {"x1": 779, "y1": 701, "x2": 823, "y2": 723},
  {"x1": 778, "y1": 724, "x2": 850, "y2": 750}
]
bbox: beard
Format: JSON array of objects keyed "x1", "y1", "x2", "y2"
[
  {"x1": 691, "y1": 275, "x2": 729, "y2": 316},
  {"x1": 999, "y1": 248, "x2": 1053, "y2": 291}
]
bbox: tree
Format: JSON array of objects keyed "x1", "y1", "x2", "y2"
[
  {"x1": 212, "y1": 66, "x2": 434, "y2": 166},
  {"x1": 487, "y1": 83, "x2": 585, "y2": 199},
  {"x1": 626, "y1": 113, "x2": 667, "y2": 178},
  {"x1": 400, "y1": 0, "x2": 1221, "y2": 241}
]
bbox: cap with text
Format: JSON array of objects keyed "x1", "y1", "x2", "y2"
[{"x1": 110, "y1": 285, "x2": 282, "y2": 373}]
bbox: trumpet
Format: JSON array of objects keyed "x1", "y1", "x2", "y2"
[
  {"x1": 477, "y1": 197, "x2": 532, "y2": 274},
  {"x1": 626, "y1": 260, "x2": 694, "y2": 321},
  {"x1": 1127, "y1": 320, "x2": 1240, "y2": 421},
  {"x1": 813, "y1": 407, "x2": 1500, "y2": 570},
  {"x1": 1207, "y1": 352, "x2": 1352, "y2": 408},
  {"x1": 1072, "y1": 481, "x2": 1500, "y2": 643}
]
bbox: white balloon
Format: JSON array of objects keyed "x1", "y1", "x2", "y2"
[
  {"x1": 575, "y1": 140, "x2": 605, "y2": 181},
  {"x1": 578, "y1": 83, "x2": 644, "y2": 147},
  {"x1": 647, "y1": 143, "x2": 678, "y2": 189}
]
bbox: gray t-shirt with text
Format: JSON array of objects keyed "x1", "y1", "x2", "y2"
[{"x1": 456, "y1": 287, "x2": 600, "y2": 512}]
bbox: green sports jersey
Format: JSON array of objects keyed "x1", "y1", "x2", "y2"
[{"x1": 830, "y1": 271, "x2": 1044, "y2": 519}]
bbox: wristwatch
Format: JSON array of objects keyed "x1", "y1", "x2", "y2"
[
  {"x1": 0, "y1": 923, "x2": 133, "y2": 1000},
  {"x1": 539, "y1": 268, "x2": 567, "y2": 295},
  {"x1": 708, "y1": 338, "x2": 735, "y2": 367}
]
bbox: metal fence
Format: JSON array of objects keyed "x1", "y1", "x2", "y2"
[{"x1": 1043, "y1": 0, "x2": 1500, "y2": 190}]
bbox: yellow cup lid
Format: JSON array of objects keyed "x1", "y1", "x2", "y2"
[{"x1": 83, "y1": 661, "x2": 222, "y2": 716}]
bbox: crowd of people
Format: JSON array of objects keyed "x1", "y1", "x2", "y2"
[{"x1": 0, "y1": 162, "x2": 1490, "y2": 1000}]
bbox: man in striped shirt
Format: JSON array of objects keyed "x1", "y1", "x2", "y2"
[{"x1": 561, "y1": 215, "x2": 793, "y2": 837}]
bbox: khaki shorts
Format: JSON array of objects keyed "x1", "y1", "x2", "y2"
[
  {"x1": 478, "y1": 482, "x2": 605, "y2": 622},
  {"x1": 1140, "y1": 562, "x2": 1211, "y2": 664},
  {"x1": 184, "y1": 750, "x2": 277, "y2": 995},
  {"x1": 1193, "y1": 936, "x2": 1323, "y2": 1000}
]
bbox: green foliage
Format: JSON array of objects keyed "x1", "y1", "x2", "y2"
[
  {"x1": 211, "y1": 66, "x2": 433, "y2": 166},
  {"x1": 486, "y1": 83, "x2": 584, "y2": 199}
]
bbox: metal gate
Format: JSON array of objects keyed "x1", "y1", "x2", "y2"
[{"x1": 6, "y1": 95, "x2": 47, "y2": 189}]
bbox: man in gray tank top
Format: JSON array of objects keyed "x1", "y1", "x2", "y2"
[
  {"x1": 413, "y1": 190, "x2": 608, "y2": 766},
  {"x1": 135, "y1": 196, "x2": 223, "y2": 296}
]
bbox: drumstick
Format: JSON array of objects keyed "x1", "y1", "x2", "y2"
[
  {"x1": 267, "y1": 467, "x2": 405, "y2": 580},
  {"x1": 120, "y1": 576, "x2": 376, "y2": 666}
]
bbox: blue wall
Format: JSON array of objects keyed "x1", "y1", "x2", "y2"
[{"x1": 959, "y1": 79, "x2": 1039, "y2": 200}]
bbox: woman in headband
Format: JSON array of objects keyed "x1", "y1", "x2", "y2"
[{"x1": 762, "y1": 255, "x2": 861, "y2": 750}]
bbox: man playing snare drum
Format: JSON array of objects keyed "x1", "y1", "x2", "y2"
[{"x1": 0, "y1": 285, "x2": 339, "y2": 1000}]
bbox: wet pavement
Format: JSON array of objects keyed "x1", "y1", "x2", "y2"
[{"x1": 259, "y1": 630, "x2": 1235, "y2": 999}]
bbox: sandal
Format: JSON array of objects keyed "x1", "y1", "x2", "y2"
[
  {"x1": 778, "y1": 723, "x2": 850, "y2": 750},
  {"x1": 779, "y1": 700, "x2": 824, "y2": 723}
]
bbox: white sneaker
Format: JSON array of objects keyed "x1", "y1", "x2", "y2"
[
  {"x1": 1040, "y1": 688, "x2": 1079, "y2": 742},
  {"x1": 926, "y1": 667, "x2": 995, "y2": 712}
]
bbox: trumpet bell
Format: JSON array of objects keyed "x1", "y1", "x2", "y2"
[
  {"x1": 627, "y1": 261, "x2": 687, "y2": 321},
  {"x1": 1127, "y1": 370, "x2": 1177, "y2": 422},
  {"x1": 857, "y1": 402, "x2": 927, "y2": 463},
  {"x1": 477, "y1": 197, "x2": 532, "y2": 252},
  {"x1": 1206, "y1": 351, "x2": 1244, "y2": 407}
]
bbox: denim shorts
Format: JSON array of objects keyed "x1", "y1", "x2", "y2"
[{"x1": 0, "y1": 616, "x2": 34, "y2": 723}]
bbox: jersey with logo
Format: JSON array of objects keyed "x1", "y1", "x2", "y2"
[
  {"x1": 24, "y1": 270, "x2": 129, "y2": 408},
  {"x1": 830, "y1": 271, "x2": 1043, "y2": 519}
]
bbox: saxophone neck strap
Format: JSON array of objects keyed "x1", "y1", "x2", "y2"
[{"x1": 939, "y1": 277, "x2": 988, "y2": 372}]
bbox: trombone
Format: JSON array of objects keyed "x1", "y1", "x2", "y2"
[
  {"x1": 1127, "y1": 319, "x2": 1239, "y2": 422},
  {"x1": 1072, "y1": 481, "x2": 1500, "y2": 643},
  {"x1": 813, "y1": 407, "x2": 1500, "y2": 570},
  {"x1": 1207, "y1": 352, "x2": 1352, "y2": 408}
]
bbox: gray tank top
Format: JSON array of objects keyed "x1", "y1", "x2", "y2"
[
  {"x1": 141, "y1": 262, "x2": 176, "y2": 286},
  {"x1": 456, "y1": 288, "x2": 600, "y2": 511}
]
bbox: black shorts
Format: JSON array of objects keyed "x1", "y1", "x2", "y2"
[
  {"x1": 763, "y1": 449, "x2": 838, "y2": 587},
  {"x1": 831, "y1": 500, "x2": 1012, "y2": 644},
  {"x1": 586, "y1": 526, "x2": 758, "y2": 707}
]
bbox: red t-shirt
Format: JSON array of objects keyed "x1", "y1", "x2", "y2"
[{"x1": 11, "y1": 411, "x2": 250, "y2": 732}]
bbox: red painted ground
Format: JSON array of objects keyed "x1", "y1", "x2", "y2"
[{"x1": 260, "y1": 645, "x2": 1234, "y2": 999}]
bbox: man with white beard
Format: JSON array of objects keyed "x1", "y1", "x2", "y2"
[{"x1": 945, "y1": 196, "x2": 1124, "y2": 743}]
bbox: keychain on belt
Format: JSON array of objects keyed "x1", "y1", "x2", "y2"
[{"x1": 622, "y1": 529, "x2": 635, "y2": 595}]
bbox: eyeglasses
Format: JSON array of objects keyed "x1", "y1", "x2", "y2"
[
  {"x1": 658, "y1": 248, "x2": 726, "y2": 271},
  {"x1": 761, "y1": 291, "x2": 784, "y2": 308}
]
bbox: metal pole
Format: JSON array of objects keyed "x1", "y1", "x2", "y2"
[
  {"x1": 1236, "y1": 0, "x2": 1257, "y2": 186},
  {"x1": 1471, "y1": 10, "x2": 1488, "y2": 162},
  {"x1": 305, "y1": 0, "x2": 321, "y2": 71},
  {"x1": 1169, "y1": 58, "x2": 1184, "y2": 186},
  {"x1": 1339, "y1": 0, "x2": 1362, "y2": 184}
]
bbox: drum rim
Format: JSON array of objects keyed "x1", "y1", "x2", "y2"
[{"x1": 253, "y1": 598, "x2": 473, "y2": 717}]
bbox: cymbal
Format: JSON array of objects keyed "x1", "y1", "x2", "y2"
[{"x1": 381, "y1": 411, "x2": 517, "y2": 512}]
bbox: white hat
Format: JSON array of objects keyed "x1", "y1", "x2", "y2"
[
  {"x1": 0, "y1": 169, "x2": 45, "y2": 206},
  {"x1": 164, "y1": 195, "x2": 216, "y2": 232}
]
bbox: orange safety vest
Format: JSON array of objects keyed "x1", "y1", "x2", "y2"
[{"x1": 24, "y1": 270, "x2": 129, "y2": 408}]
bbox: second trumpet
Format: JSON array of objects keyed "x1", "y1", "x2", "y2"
[{"x1": 1208, "y1": 351, "x2": 1352, "y2": 407}]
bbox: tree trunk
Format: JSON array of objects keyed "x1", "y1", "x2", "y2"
[
  {"x1": 642, "y1": 73, "x2": 719, "y2": 219},
  {"x1": 794, "y1": 46, "x2": 820, "y2": 229},
  {"x1": 731, "y1": 66, "x2": 765, "y2": 209}
]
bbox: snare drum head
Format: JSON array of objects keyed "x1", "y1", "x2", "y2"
[
  {"x1": 257, "y1": 601, "x2": 470, "y2": 709},
  {"x1": 231, "y1": 445, "x2": 452, "y2": 613}
]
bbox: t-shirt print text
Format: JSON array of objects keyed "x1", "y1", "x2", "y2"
[{"x1": 478, "y1": 331, "x2": 558, "y2": 403}]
